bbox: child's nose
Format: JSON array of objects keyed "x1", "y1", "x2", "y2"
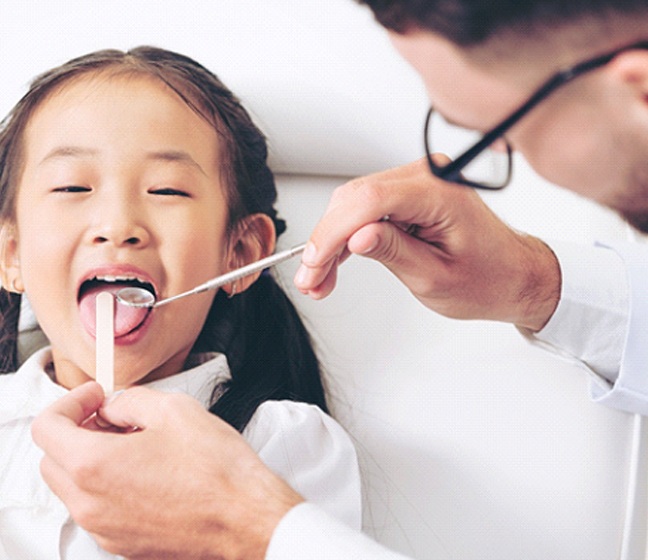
[
  {"x1": 89, "y1": 204, "x2": 151, "y2": 248},
  {"x1": 92, "y1": 228, "x2": 149, "y2": 246}
]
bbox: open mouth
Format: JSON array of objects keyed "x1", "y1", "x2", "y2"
[
  {"x1": 78, "y1": 276, "x2": 156, "y2": 302},
  {"x1": 78, "y1": 276, "x2": 155, "y2": 338}
]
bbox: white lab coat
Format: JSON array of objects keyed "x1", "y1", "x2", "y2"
[{"x1": 266, "y1": 240, "x2": 647, "y2": 560}]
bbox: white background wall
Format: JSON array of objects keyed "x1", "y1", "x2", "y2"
[{"x1": 1, "y1": 2, "x2": 642, "y2": 559}]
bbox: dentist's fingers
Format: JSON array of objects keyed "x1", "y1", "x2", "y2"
[
  {"x1": 347, "y1": 219, "x2": 458, "y2": 305},
  {"x1": 295, "y1": 156, "x2": 561, "y2": 329},
  {"x1": 88, "y1": 387, "x2": 301, "y2": 559},
  {"x1": 98, "y1": 386, "x2": 200, "y2": 430},
  {"x1": 38, "y1": 453, "x2": 92, "y2": 516},
  {"x1": 32, "y1": 381, "x2": 105, "y2": 462},
  {"x1": 294, "y1": 158, "x2": 451, "y2": 298},
  {"x1": 347, "y1": 220, "x2": 428, "y2": 281},
  {"x1": 32, "y1": 381, "x2": 126, "y2": 528},
  {"x1": 295, "y1": 246, "x2": 351, "y2": 300}
]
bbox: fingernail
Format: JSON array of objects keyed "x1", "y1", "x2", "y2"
[
  {"x1": 95, "y1": 413, "x2": 112, "y2": 428},
  {"x1": 294, "y1": 264, "x2": 308, "y2": 287},
  {"x1": 302, "y1": 242, "x2": 318, "y2": 265},
  {"x1": 358, "y1": 239, "x2": 378, "y2": 255},
  {"x1": 103, "y1": 389, "x2": 125, "y2": 407}
]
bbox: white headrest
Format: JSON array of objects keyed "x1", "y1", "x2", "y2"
[{"x1": 0, "y1": 0, "x2": 428, "y2": 178}]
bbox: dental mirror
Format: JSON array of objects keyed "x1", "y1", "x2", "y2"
[{"x1": 116, "y1": 243, "x2": 307, "y2": 309}]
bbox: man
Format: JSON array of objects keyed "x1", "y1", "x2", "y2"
[{"x1": 32, "y1": 0, "x2": 648, "y2": 558}]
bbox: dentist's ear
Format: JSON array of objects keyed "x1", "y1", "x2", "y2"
[
  {"x1": 0, "y1": 225, "x2": 24, "y2": 294},
  {"x1": 607, "y1": 49, "x2": 648, "y2": 106},
  {"x1": 222, "y1": 214, "x2": 276, "y2": 297}
]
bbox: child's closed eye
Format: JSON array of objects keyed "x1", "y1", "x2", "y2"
[
  {"x1": 52, "y1": 185, "x2": 92, "y2": 193},
  {"x1": 148, "y1": 187, "x2": 191, "y2": 197}
]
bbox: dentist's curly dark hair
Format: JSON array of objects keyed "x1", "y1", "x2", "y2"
[{"x1": 357, "y1": 0, "x2": 648, "y2": 45}]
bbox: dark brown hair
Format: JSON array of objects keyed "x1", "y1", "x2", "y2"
[
  {"x1": 0, "y1": 46, "x2": 327, "y2": 431},
  {"x1": 357, "y1": 0, "x2": 648, "y2": 46}
]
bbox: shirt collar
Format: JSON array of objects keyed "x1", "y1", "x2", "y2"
[{"x1": 0, "y1": 347, "x2": 231, "y2": 423}]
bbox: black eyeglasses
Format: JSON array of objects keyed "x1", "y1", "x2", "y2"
[{"x1": 424, "y1": 39, "x2": 648, "y2": 189}]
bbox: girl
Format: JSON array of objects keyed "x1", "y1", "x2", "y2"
[{"x1": 0, "y1": 47, "x2": 360, "y2": 558}]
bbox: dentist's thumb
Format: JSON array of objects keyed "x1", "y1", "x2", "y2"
[
  {"x1": 98, "y1": 386, "x2": 169, "y2": 430},
  {"x1": 348, "y1": 220, "x2": 421, "y2": 271}
]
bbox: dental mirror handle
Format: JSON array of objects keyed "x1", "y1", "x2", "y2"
[{"x1": 153, "y1": 243, "x2": 307, "y2": 307}]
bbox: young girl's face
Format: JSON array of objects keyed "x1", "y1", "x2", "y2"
[{"x1": 4, "y1": 72, "x2": 235, "y2": 389}]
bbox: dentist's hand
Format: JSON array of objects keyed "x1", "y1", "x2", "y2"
[
  {"x1": 31, "y1": 382, "x2": 302, "y2": 560},
  {"x1": 294, "y1": 158, "x2": 560, "y2": 332}
]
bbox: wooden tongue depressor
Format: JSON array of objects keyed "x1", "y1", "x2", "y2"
[{"x1": 95, "y1": 291, "x2": 115, "y2": 394}]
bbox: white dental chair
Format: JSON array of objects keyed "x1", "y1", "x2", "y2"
[{"x1": 2, "y1": 1, "x2": 644, "y2": 559}]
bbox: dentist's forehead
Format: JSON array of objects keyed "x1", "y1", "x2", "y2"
[{"x1": 388, "y1": 29, "x2": 544, "y2": 130}]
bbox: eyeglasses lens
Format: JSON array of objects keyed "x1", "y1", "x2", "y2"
[{"x1": 426, "y1": 111, "x2": 511, "y2": 189}]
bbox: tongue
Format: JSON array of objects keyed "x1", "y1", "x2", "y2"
[{"x1": 79, "y1": 284, "x2": 150, "y2": 338}]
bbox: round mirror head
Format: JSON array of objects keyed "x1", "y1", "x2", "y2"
[{"x1": 115, "y1": 287, "x2": 156, "y2": 308}]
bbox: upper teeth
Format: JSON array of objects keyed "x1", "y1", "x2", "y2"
[{"x1": 93, "y1": 275, "x2": 149, "y2": 283}]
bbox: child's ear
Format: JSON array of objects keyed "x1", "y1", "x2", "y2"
[
  {"x1": 0, "y1": 225, "x2": 23, "y2": 294},
  {"x1": 222, "y1": 214, "x2": 276, "y2": 297}
]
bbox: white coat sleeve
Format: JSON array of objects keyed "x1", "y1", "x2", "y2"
[
  {"x1": 521, "y1": 240, "x2": 648, "y2": 414},
  {"x1": 242, "y1": 400, "x2": 362, "y2": 530},
  {"x1": 266, "y1": 503, "x2": 413, "y2": 560}
]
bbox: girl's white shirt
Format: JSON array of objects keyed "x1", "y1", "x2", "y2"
[{"x1": 0, "y1": 348, "x2": 361, "y2": 560}]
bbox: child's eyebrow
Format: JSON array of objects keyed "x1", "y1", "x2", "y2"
[
  {"x1": 39, "y1": 146, "x2": 98, "y2": 166},
  {"x1": 37, "y1": 147, "x2": 207, "y2": 176},
  {"x1": 145, "y1": 150, "x2": 207, "y2": 177}
]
